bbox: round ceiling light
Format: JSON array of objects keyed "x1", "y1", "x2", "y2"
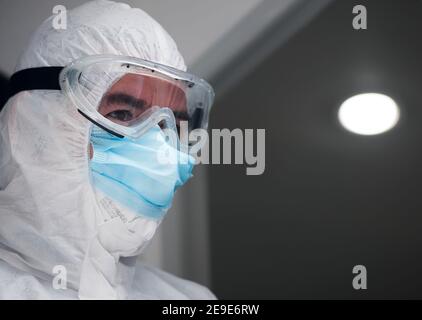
[{"x1": 338, "y1": 93, "x2": 400, "y2": 135}]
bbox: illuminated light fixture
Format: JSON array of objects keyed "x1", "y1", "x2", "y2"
[{"x1": 338, "y1": 93, "x2": 400, "y2": 135}]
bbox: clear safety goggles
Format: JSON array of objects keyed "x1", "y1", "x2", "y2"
[{"x1": 8, "y1": 54, "x2": 215, "y2": 141}]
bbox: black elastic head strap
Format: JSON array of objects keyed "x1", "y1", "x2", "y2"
[
  {"x1": 8, "y1": 67, "x2": 64, "y2": 100},
  {"x1": 7, "y1": 66, "x2": 125, "y2": 139}
]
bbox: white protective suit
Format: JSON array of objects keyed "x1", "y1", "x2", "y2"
[{"x1": 0, "y1": 0, "x2": 215, "y2": 300}]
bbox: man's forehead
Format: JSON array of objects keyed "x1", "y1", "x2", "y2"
[
  {"x1": 102, "y1": 73, "x2": 188, "y2": 111},
  {"x1": 110, "y1": 73, "x2": 187, "y2": 94}
]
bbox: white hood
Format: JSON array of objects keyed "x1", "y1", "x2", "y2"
[{"x1": 0, "y1": 0, "x2": 193, "y2": 299}]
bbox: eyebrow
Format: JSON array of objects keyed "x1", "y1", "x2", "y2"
[
  {"x1": 105, "y1": 92, "x2": 190, "y2": 121},
  {"x1": 105, "y1": 93, "x2": 147, "y2": 109}
]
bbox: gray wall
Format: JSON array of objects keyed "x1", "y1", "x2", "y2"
[{"x1": 209, "y1": 0, "x2": 422, "y2": 299}]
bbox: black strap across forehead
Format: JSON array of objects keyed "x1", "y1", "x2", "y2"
[{"x1": 8, "y1": 67, "x2": 64, "y2": 99}]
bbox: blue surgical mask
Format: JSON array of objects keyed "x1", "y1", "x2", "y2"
[{"x1": 89, "y1": 125, "x2": 195, "y2": 219}]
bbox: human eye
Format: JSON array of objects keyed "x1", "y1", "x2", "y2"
[
  {"x1": 106, "y1": 109, "x2": 134, "y2": 122},
  {"x1": 99, "y1": 93, "x2": 148, "y2": 125}
]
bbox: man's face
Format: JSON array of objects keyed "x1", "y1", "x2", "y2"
[
  {"x1": 88, "y1": 73, "x2": 188, "y2": 159},
  {"x1": 98, "y1": 73, "x2": 188, "y2": 126}
]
